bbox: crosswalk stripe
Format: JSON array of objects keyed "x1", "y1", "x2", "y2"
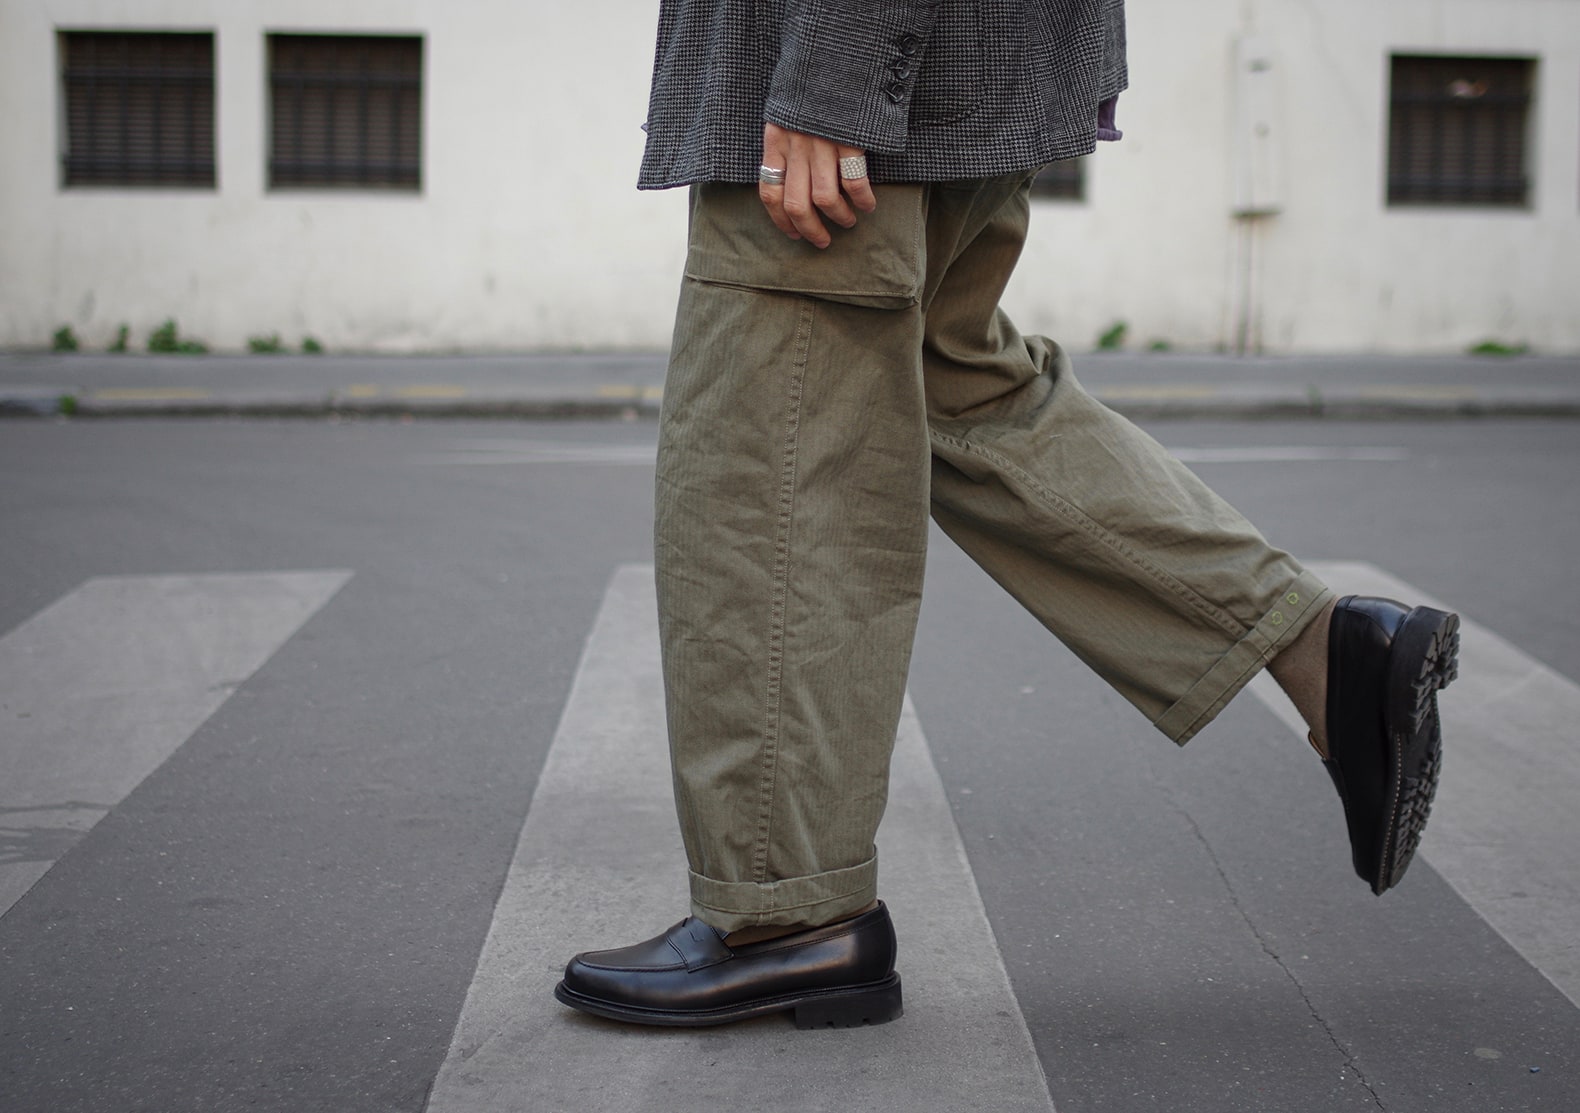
[
  {"x1": 1168, "y1": 446, "x2": 1408, "y2": 463},
  {"x1": 0, "y1": 571, "x2": 352, "y2": 918},
  {"x1": 1247, "y1": 561, "x2": 1580, "y2": 1007},
  {"x1": 426, "y1": 564, "x2": 1056, "y2": 1113}
]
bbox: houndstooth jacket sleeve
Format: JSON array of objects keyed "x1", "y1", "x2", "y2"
[{"x1": 637, "y1": 0, "x2": 1128, "y2": 189}]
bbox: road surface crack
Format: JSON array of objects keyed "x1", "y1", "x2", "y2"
[{"x1": 1165, "y1": 789, "x2": 1388, "y2": 1111}]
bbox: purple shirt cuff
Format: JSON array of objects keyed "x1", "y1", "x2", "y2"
[{"x1": 1096, "y1": 95, "x2": 1122, "y2": 142}]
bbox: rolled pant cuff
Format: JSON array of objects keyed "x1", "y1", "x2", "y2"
[
  {"x1": 688, "y1": 855, "x2": 879, "y2": 933},
  {"x1": 1154, "y1": 570, "x2": 1333, "y2": 746}
]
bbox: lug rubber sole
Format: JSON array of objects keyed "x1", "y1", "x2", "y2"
[
  {"x1": 554, "y1": 972, "x2": 903, "y2": 1030},
  {"x1": 1375, "y1": 606, "x2": 1460, "y2": 895},
  {"x1": 792, "y1": 975, "x2": 904, "y2": 1030}
]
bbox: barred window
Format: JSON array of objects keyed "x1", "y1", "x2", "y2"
[
  {"x1": 60, "y1": 31, "x2": 216, "y2": 188},
  {"x1": 269, "y1": 34, "x2": 423, "y2": 191},
  {"x1": 1387, "y1": 55, "x2": 1534, "y2": 208},
  {"x1": 1030, "y1": 157, "x2": 1086, "y2": 202}
]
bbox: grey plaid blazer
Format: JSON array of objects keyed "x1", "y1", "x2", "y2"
[{"x1": 637, "y1": 0, "x2": 1128, "y2": 189}]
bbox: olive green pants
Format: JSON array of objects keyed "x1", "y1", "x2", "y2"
[{"x1": 655, "y1": 173, "x2": 1331, "y2": 932}]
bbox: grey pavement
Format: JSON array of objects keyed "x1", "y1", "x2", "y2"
[
  {"x1": 3, "y1": 418, "x2": 1579, "y2": 1112},
  {"x1": 2, "y1": 349, "x2": 1578, "y2": 419}
]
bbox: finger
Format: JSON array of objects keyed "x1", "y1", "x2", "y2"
[
  {"x1": 782, "y1": 153, "x2": 832, "y2": 248},
  {"x1": 760, "y1": 186, "x2": 801, "y2": 240},
  {"x1": 837, "y1": 145, "x2": 877, "y2": 214},
  {"x1": 810, "y1": 142, "x2": 858, "y2": 230},
  {"x1": 758, "y1": 176, "x2": 800, "y2": 240},
  {"x1": 758, "y1": 126, "x2": 802, "y2": 240}
]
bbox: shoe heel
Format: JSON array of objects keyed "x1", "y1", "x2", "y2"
[
  {"x1": 792, "y1": 975, "x2": 903, "y2": 1030},
  {"x1": 1394, "y1": 608, "x2": 1461, "y2": 735},
  {"x1": 1378, "y1": 606, "x2": 1459, "y2": 893}
]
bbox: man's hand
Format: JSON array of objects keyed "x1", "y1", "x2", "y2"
[{"x1": 758, "y1": 123, "x2": 877, "y2": 249}]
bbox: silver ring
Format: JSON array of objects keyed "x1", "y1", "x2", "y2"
[
  {"x1": 838, "y1": 154, "x2": 869, "y2": 181},
  {"x1": 758, "y1": 164, "x2": 786, "y2": 185}
]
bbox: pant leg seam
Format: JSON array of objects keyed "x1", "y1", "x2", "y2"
[
  {"x1": 929, "y1": 429, "x2": 1247, "y2": 639},
  {"x1": 754, "y1": 297, "x2": 816, "y2": 883}
]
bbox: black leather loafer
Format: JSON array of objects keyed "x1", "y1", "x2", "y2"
[
  {"x1": 554, "y1": 902, "x2": 902, "y2": 1029},
  {"x1": 1324, "y1": 595, "x2": 1459, "y2": 895}
]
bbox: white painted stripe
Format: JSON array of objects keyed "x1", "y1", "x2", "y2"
[
  {"x1": 1167, "y1": 447, "x2": 1408, "y2": 464},
  {"x1": 426, "y1": 565, "x2": 1055, "y2": 1113},
  {"x1": 1247, "y1": 561, "x2": 1580, "y2": 1006},
  {"x1": 423, "y1": 439, "x2": 657, "y2": 466},
  {"x1": 0, "y1": 572, "x2": 353, "y2": 917},
  {"x1": 425, "y1": 442, "x2": 1406, "y2": 469}
]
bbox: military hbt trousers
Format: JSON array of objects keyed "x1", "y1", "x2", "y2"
[{"x1": 654, "y1": 172, "x2": 1332, "y2": 933}]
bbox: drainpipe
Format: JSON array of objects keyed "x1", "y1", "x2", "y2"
[{"x1": 1229, "y1": 34, "x2": 1283, "y2": 355}]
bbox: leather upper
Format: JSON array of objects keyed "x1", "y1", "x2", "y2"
[
  {"x1": 562, "y1": 903, "x2": 898, "y2": 1014},
  {"x1": 1324, "y1": 595, "x2": 1408, "y2": 878}
]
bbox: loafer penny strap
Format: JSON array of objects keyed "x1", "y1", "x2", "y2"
[{"x1": 666, "y1": 917, "x2": 734, "y2": 970}]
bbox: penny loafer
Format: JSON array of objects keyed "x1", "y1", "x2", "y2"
[
  {"x1": 554, "y1": 901, "x2": 902, "y2": 1029},
  {"x1": 1324, "y1": 595, "x2": 1460, "y2": 895}
]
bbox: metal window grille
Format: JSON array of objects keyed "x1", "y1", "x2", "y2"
[
  {"x1": 1030, "y1": 158, "x2": 1086, "y2": 202},
  {"x1": 269, "y1": 34, "x2": 423, "y2": 191},
  {"x1": 60, "y1": 31, "x2": 216, "y2": 188},
  {"x1": 1029, "y1": 157, "x2": 1086, "y2": 202},
  {"x1": 1387, "y1": 55, "x2": 1534, "y2": 208}
]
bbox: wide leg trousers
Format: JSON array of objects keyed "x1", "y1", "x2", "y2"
[{"x1": 655, "y1": 173, "x2": 1332, "y2": 932}]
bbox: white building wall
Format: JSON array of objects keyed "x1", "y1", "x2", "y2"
[
  {"x1": 1006, "y1": 0, "x2": 1580, "y2": 354},
  {"x1": 1264, "y1": 0, "x2": 1580, "y2": 353},
  {"x1": 0, "y1": 0, "x2": 689, "y2": 352},
  {"x1": 1, "y1": 0, "x2": 1577, "y2": 354},
  {"x1": 1010, "y1": 0, "x2": 1244, "y2": 354}
]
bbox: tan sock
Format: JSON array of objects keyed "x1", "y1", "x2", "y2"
[
  {"x1": 723, "y1": 901, "x2": 879, "y2": 947},
  {"x1": 1267, "y1": 598, "x2": 1336, "y2": 760}
]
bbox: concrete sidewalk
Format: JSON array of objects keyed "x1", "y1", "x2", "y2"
[{"x1": 3, "y1": 350, "x2": 1578, "y2": 420}]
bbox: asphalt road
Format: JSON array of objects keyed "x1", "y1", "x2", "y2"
[{"x1": 1, "y1": 417, "x2": 1576, "y2": 1112}]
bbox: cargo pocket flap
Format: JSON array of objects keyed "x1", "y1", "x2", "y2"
[{"x1": 684, "y1": 183, "x2": 923, "y2": 310}]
